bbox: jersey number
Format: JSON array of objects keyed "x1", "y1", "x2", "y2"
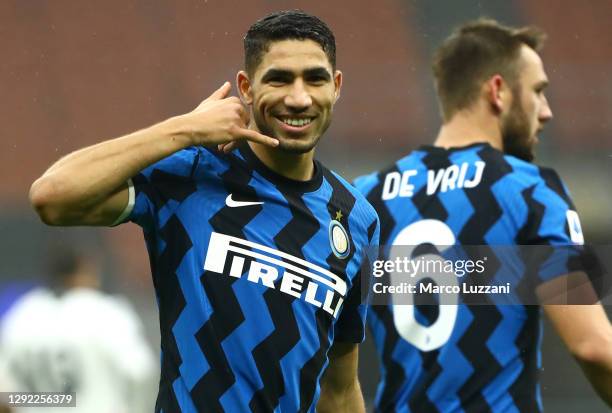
[
  {"x1": 11, "y1": 348, "x2": 81, "y2": 393},
  {"x1": 390, "y1": 219, "x2": 458, "y2": 351}
]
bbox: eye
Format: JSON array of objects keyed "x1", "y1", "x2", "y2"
[
  {"x1": 306, "y1": 75, "x2": 329, "y2": 85},
  {"x1": 534, "y1": 82, "x2": 548, "y2": 95},
  {"x1": 267, "y1": 78, "x2": 288, "y2": 86}
]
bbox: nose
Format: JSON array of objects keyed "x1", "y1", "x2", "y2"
[
  {"x1": 539, "y1": 95, "x2": 553, "y2": 122},
  {"x1": 284, "y1": 79, "x2": 312, "y2": 110}
]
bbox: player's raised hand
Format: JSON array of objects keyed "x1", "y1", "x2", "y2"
[{"x1": 181, "y1": 82, "x2": 278, "y2": 149}]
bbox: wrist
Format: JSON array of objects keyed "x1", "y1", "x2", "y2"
[{"x1": 157, "y1": 115, "x2": 197, "y2": 147}]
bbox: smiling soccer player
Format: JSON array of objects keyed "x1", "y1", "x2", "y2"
[{"x1": 29, "y1": 10, "x2": 379, "y2": 413}]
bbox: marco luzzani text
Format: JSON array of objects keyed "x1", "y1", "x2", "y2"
[{"x1": 371, "y1": 256, "x2": 512, "y2": 295}]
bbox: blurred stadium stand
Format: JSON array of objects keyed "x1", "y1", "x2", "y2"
[{"x1": 1, "y1": 1, "x2": 610, "y2": 411}]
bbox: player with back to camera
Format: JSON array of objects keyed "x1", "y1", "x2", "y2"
[
  {"x1": 29, "y1": 10, "x2": 379, "y2": 413},
  {"x1": 354, "y1": 18, "x2": 612, "y2": 412},
  {"x1": 0, "y1": 246, "x2": 156, "y2": 413}
]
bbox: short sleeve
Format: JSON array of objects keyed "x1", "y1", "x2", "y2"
[
  {"x1": 334, "y1": 216, "x2": 380, "y2": 343},
  {"x1": 113, "y1": 147, "x2": 201, "y2": 232},
  {"x1": 518, "y1": 169, "x2": 588, "y2": 284}
]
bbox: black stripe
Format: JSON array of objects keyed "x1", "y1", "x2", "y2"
[
  {"x1": 249, "y1": 189, "x2": 319, "y2": 413},
  {"x1": 516, "y1": 186, "x2": 546, "y2": 245},
  {"x1": 297, "y1": 170, "x2": 357, "y2": 412},
  {"x1": 149, "y1": 168, "x2": 199, "y2": 204},
  {"x1": 133, "y1": 167, "x2": 198, "y2": 221},
  {"x1": 404, "y1": 150, "x2": 449, "y2": 413},
  {"x1": 412, "y1": 151, "x2": 451, "y2": 222},
  {"x1": 325, "y1": 170, "x2": 358, "y2": 339},
  {"x1": 408, "y1": 350, "x2": 443, "y2": 413},
  {"x1": 188, "y1": 149, "x2": 201, "y2": 179},
  {"x1": 190, "y1": 160, "x2": 261, "y2": 412},
  {"x1": 153, "y1": 215, "x2": 192, "y2": 413},
  {"x1": 371, "y1": 306, "x2": 405, "y2": 413},
  {"x1": 538, "y1": 167, "x2": 576, "y2": 241},
  {"x1": 457, "y1": 147, "x2": 511, "y2": 243},
  {"x1": 455, "y1": 306, "x2": 500, "y2": 413},
  {"x1": 455, "y1": 147, "x2": 510, "y2": 413},
  {"x1": 514, "y1": 186, "x2": 548, "y2": 303},
  {"x1": 538, "y1": 167, "x2": 573, "y2": 207},
  {"x1": 367, "y1": 219, "x2": 378, "y2": 244},
  {"x1": 297, "y1": 309, "x2": 334, "y2": 413},
  {"x1": 508, "y1": 306, "x2": 542, "y2": 412},
  {"x1": 365, "y1": 166, "x2": 398, "y2": 245}
]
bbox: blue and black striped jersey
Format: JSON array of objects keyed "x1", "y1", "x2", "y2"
[
  {"x1": 354, "y1": 143, "x2": 583, "y2": 413},
  {"x1": 122, "y1": 144, "x2": 379, "y2": 413}
]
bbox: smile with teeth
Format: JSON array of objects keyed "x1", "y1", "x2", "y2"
[{"x1": 281, "y1": 117, "x2": 313, "y2": 127}]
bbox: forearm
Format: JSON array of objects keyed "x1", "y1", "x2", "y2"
[
  {"x1": 317, "y1": 378, "x2": 365, "y2": 413},
  {"x1": 30, "y1": 116, "x2": 191, "y2": 224},
  {"x1": 577, "y1": 352, "x2": 612, "y2": 407},
  {"x1": 544, "y1": 304, "x2": 612, "y2": 408}
]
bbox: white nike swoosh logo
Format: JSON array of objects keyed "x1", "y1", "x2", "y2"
[{"x1": 225, "y1": 194, "x2": 264, "y2": 208}]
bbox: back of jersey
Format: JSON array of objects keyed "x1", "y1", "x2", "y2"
[
  {"x1": 355, "y1": 143, "x2": 582, "y2": 413},
  {"x1": 0, "y1": 288, "x2": 155, "y2": 413}
]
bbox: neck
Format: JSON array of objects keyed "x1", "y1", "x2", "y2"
[
  {"x1": 247, "y1": 141, "x2": 315, "y2": 181},
  {"x1": 63, "y1": 273, "x2": 100, "y2": 290},
  {"x1": 434, "y1": 104, "x2": 503, "y2": 150}
]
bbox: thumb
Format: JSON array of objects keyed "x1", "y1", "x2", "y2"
[{"x1": 196, "y1": 82, "x2": 231, "y2": 109}]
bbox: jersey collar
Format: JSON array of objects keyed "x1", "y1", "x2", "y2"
[{"x1": 237, "y1": 143, "x2": 324, "y2": 194}]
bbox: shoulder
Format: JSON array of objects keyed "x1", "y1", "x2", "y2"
[
  {"x1": 66, "y1": 290, "x2": 143, "y2": 332},
  {"x1": 139, "y1": 146, "x2": 205, "y2": 179},
  {"x1": 353, "y1": 151, "x2": 424, "y2": 199},
  {"x1": 2, "y1": 289, "x2": 54, "y2": 321},
  {"x1": 321, "y1": 167, "x2": 379, "y2": 244},
  {"x1": 131, "y1": 147, "x2": 211, "y2": 207},
  {"x1": 328, "y1": 169, "x2": 378, "y2": 217},
  {"x1": 496, "y1": 154, "x2": 573, "y2": 205},
  {"x1": 0, "y1": 289, "x2": 55, "y2": 338},
  {"x1": 488, "y1": 156, "x2": 581, "y2": 244}
]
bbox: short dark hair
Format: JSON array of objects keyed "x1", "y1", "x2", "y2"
[
  {"x1": 48, "y1": 246, "x2": 80, "y2": 282},
  {"x1": 433, "y1": 18, "x2": 546, "y2": 121},
  {"x1": 244, "y1": 10, "x2": 336, "y2": 75}
]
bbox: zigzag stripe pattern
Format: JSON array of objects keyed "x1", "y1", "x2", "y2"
[
  {"x1": 367, "y1": 167, "x2": 398, "y2": 245},
  {"x1": 190, "y1": 159, "x2": 262, "y2": 412},
  {"x1": 508, "y1": 306, "x2": 541, "y2": 412},
  {"x1": 132, "y1": 166, "x2": 199, "y2": 413},
  {"x1": 455, "y1": 148, "x2": 510, "y2": 412},
  {"x1": 248, "y1": 188, "x2": 320, "y2": 412},
  {"x1": 371, "y1": 305, "x2": 404, "y2": 413},
  {"x1": 296, "y1": 170, "x2": 357, "y2": 412},
  {"x1": 509, "y1": 180, "x2": 547, "y2": 413},
  {"x1": 407, "y1": 150, "x2": 450, "y2": 413},
  {"x1": 154, "y1": 215, "x2": 192, "y2": 413},
  {"x1": 359, "y1": 145, "x2": 562, "y2": 412}
]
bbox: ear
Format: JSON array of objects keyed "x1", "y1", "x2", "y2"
[
  {"x1": 486, "y1": 74, "x2": 508, "y2": 114},
  {"x1": 333, "y1": 70, "x2": 343, "y2": 103},
  {"x1": 236, "y1": 71, "x2": 253, "y2": 105}
]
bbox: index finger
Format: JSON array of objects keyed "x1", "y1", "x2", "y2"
[{"x1": 234, "y1": 127, "x2": 279, "y2": 148}]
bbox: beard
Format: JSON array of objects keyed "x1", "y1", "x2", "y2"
[
  {"x1": 501, "y1": 90, "x2": 536, "y2": 162},
  {"x1": 251, "y1": 110, "x2": 331, "y2": 154}
]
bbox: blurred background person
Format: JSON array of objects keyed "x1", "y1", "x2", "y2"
[{"x1": 0, "y1": 246, "x2": 156, "y2": 413}]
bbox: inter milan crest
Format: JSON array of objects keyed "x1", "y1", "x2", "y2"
[{"x1": 329, "y1": 216, "x2": 350, "y2": 259}]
